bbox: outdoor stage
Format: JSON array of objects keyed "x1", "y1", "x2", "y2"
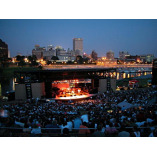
[
  {"x1": 14, "y1": 67, "x2": 117, "y2": 100},
  {"x1": 53, "y1": 94, "x2": 97, "y2": 101}
]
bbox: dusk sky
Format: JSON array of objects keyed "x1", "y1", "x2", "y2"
[{"x1": 0, "y1": 19, "x2": 157, "y2": 57}]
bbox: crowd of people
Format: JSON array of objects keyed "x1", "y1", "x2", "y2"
[{"x1": 0, "y1": 87, "x2": 157, "y2": 137}]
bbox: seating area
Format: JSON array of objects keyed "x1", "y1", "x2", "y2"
[{"x1": 0, "y1": 87, "x2": 157, "y2": 137}]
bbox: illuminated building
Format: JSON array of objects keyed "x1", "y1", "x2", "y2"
[
  {"x1": 56, "y1": 47, "x2": 76, "y2": 62},
  {"x1": 32, "y1": 45, "x2": 57, "y2": 60},
  {"x1": 43, "y1": 49, "x2": 56, "y2": 60},
  {"x1": 32, "y1": 38, "x2": 84, "y2": 61},
  {"x1": 55, "y1": 45, "x2": 63, "y2": 50},
  {"x1": 56, "y1": 48, "x2": 72, "y2": 62},
  {"x1": 56, "y1": 49, "x2": 67, "y2": 56},
  {"x1": 125, "y1": 55, "x2": 140, "y2": 63}
]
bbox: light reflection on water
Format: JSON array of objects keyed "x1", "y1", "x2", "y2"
[
  {"x1": 123, "y1": 73, "x2": 126, "y2": 79},
  {"x1": 117, "y1": 71, "x2": 150, "y2": 80},
  {"x1": 117, "y1": 72, "x2": 119, "y2": 80}
]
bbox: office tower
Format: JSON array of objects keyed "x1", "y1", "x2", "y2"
[
  {"x1": 119, "y1": 51, "x2": 129, "y2": 60},
  {"x1": 73, "y1": 38, "x2": 83, "y2": 56},
  {"x1": 106, "y1": 50, "x2": 114, "y2": 60}
]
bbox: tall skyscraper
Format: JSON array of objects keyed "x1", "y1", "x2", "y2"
[{"x1": 73, "y1": 38, "x2": 83, "y2": 52}]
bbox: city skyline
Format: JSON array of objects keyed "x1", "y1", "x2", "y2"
[{"x1": 0, "y1": 19, "x2": 157, "y2": 57}]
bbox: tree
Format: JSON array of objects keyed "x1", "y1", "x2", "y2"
[
  {"x1": 28, "y1": 55, "x2": 38, "y2": 67},
  {"x1": 16, "y1": 55, "x2": 26, "y2": 67},
  {"x1": 32, "y1": 55, "x2": 37, "y2": 61},
  {"x1": 83, "y1": 57, "x2": 90, "y2": 63},
  {"x1": 67, "y1": 60, "x2": 73, "y2": 64},
  {"x1": 76, "y1": 55, "x2": 83, "y2": 64},
  {"x1": 31, "y1": 61, "x2": 38, "y2": 66},
  {"x1": 51, "y1": 56, "x2": 59, "y2": 61},
  {"x1": 16, "y1": 55, "x2": 25, "y2": 62},
  {"x1": 46, "y1": 60, "x2": 52, "y2": 65},
  {"x1": 28, "y1": 56, "x2": 33, "y2": 62},
  {"x1": 28, "y1": 55, "x2": 37, "y2": 62}
]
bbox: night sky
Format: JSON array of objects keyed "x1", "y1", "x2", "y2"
[{"x1": 0, "y1": 19, "x2": 157, "y2": 57}]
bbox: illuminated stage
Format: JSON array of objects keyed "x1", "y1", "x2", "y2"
[
  {"x1": 54, "y1": 94, "x2": 97, "y2": 101},
  {"x1": 51, "y1": 79, "x2": 93, "y2": 100}
]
